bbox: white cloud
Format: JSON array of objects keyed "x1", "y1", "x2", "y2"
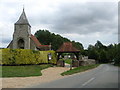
[{"x1": 0, "y1": 0, "x2": 118, "y2": 49}]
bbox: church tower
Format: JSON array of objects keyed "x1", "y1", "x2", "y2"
[
  {"x1": 7, "y1": 8, "x2": 51, "y2": 50},
  {"x1": 13, "y1": 8, "x2": 31, "y2": 49}
]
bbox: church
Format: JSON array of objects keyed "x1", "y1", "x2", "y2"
[{"x1": 7, "y1": 9, "x2": 51, "y2": 51}]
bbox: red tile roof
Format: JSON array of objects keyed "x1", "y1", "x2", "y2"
[
  {"x1": 30, "y1": 34, "x2": 41, "y2": 47},
  {"x1": 39, "y1": 45, "x2": 50, "y2": 47},
  {"x1": 30, "y1": 34, "x2": 50, "y2": 48},
  {"x1": 56, "y1": 42, "x2": 80, "y2": 52}
]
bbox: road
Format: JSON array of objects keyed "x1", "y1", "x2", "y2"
[{"x1": 29, "y1": 64, "x2": 119, "y2": 88}]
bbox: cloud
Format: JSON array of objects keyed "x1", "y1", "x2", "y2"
[
  {"x1": 0, "y1": 0, "x2": 118, "y2": 48},
  {"x1": 49, "y1": 2, "x2": 117, "y2": 34}
]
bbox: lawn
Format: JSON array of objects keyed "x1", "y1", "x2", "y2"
[
  {"x1": 0, "y1": 66, "x2": 1, "y2": 77},
  {"x1": 61, "y1": 64, "x2": 100, "y2": 76},
  {"x1": 1, "y1": 64, "x2": 52, "y2": 77}
]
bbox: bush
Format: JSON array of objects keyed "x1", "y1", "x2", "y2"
[
  {"x1": 0, "y1": 49, "x2": 2, "y2": 64},
  {"x1": 1, "y1": 49, "x2": 57, "y2": 65}
]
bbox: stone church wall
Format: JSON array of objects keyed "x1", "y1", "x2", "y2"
[
  {"x1": 30, "y1": 39, "x2": 37, "y2": 50},
  {"x1": 13, "y1": 25, "x2": 31, "y2": 49}
]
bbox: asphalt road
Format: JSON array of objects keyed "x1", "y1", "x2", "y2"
[{"x1": 29, "y1": 64, "x2": 119, "y2": 88}]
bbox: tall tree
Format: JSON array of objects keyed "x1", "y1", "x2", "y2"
[
  {"x1": 35, "y1": 30, "x2": 83, "y2": 51},
  {"x1": 114, "y1": 43, "x2": 120, "y2": 65},
  {"x1": 95, "y1": 40, "x2": 104, "y2": 49}
]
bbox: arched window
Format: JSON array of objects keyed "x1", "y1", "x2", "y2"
[{"x1": 18, "y1": 39, "x2": 24, "y2": 49}]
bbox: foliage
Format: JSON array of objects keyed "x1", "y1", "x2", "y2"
[
  {"x1": 72, "y1": 41, "x2": 84, "y2": 50},
  {"x1": 1, "y1": 64, "x2": 52, "y2": 77},
  {"x1": 1, "y1": 49, "x2": 57, "y2": 65},
  {"x1": 88, "y1": 47, "x2": 99, "y2": 61},
  {"x1": 114, "y1": 43, "x2": 120, "y2": 65},
  {"x1": 61, "y1": 64, "x2": 100, "y2": 76},
  {"x1": 34, "y1": 29, "x2": 119, "y2": 64},
  {"x1": 0, "y1": 49, "x2": 2, "y2": 64},
  {"x1": 87, "y1": 41, "x2": 120, "y2": 64},
  {"x1": 34, "y1": 30, "x2": 84, "y2": 50},
  {"x1": 59, "y1": 59, "x2": 64, "y2": 61},
  {"x1": 64, "y1": 59, "x2": 72, "y2": 64},
  {"x1": 99, "y1": 50, "x2": 108, "y2": 63}
]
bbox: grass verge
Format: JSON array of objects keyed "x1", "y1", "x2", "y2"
[
  {"x1": 61, "y1": 64, "x2": 100, "y2": 76},
  {"x1": 1, "y1": 64, "x2": 52, "y2": 77}
]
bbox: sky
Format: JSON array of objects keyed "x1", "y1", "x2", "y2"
[{"x1": 0, "y1": 0, "x2": 118, "y2": 49}]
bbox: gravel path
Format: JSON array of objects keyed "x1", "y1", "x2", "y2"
[{"x1": 2, "y1": 65, "x2": 70, "y2": 88}]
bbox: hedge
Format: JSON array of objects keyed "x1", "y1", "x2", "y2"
[{"x1": 0, "y1": 49, "x2": 57, "y2": 65}]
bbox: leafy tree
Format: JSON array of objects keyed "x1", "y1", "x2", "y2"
[
  {"x1": 35, "y1": 30, "x2": 120, "y2": 65},
  {"x1": 106, "y1": 44, "x2": 116, "y2": 62},
  {"x1": 99, "y1": 50, "x2": 108, "y2": 63},
  {"x1": 95, "y1": 40, "x2": 104, "y2": 49},
  {"x1": 72, "y1": 41, "x2": 84, "y2": 50},
  {"x1": 114, "y1": 43, "x2": 120, "y2": 65},
  {"x1": 35, "y1": 30, "x2": 83, "y2": 51},
  {"x1": 88, "y1": 45, "x2": 99, "y2": 62},
  {"x1": 81, "y1": 49, "x2": 88, "y2": 56}
]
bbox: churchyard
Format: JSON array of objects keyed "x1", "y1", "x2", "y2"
[{"x1": 0, "y1": 48, "x2": 98, "y2": 78}]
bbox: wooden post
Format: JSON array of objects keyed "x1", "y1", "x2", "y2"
[{"x1": 70, "y1": 59, "x2": 72, "y2": 70}]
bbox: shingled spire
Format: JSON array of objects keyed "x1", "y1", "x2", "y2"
[{"x1": 15, "y1": 8, "x2": 31, "y2": 26}]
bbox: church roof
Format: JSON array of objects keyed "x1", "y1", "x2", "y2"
[
  {"x1": 30, "y1": 34, "x2": 41, "y2": 47},
  {"x1": 56, "y1": 42, "x2": 80, "y2": 53},
  {"x1": 30, "y1": 34, "x2": 50, "y2": 48},
  {"x1": 15, "y1": 8, "x2": 31, "y2": 26}
]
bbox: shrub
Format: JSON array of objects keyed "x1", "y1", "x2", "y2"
[
  {"x1": 0, "y1": 49, "x2": 2, "y2": 64},
  {"x1": 1, "y1": 49, "x2": 57, "y2": 65}
]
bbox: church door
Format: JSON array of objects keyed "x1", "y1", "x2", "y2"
[{"x1": 18, "y1": 39, "x2": 24, "y2": 49}]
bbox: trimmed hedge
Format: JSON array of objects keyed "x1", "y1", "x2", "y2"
[{"x1": 0, "y1": 49, "x2": 57, "y2": 65}]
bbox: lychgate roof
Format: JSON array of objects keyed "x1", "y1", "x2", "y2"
[
  {"x1": 56, "y1": 42, "x2": 80, "y2": 53},
  {"x1": 15, "y1": 8, "x2": 30, "y2": 26}
]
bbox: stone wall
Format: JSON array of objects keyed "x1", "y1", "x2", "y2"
[
  {"x1": 80, "y1": 59, "x2": 96, "y2": 66},
  {"x1": 30, "y1": 39, "x2": 37, "y2": 50},
  {"x1": 57, "y1": 60, "x2": 65, "y2": 67}
]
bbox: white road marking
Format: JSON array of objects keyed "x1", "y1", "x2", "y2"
[{"x1": 82, "y1": 77, "x2": 95, "y2": 86}]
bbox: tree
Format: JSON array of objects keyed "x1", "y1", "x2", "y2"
[
  {"x1": 34, "y1": 30, "x2": 83, "y2": 51},
  {"x1": 88, "y1": 45, "x2": 99, "y2": 62},
  {"x1": 72, "y1": 41, "x2": 84, "y2": 50},
  {"x1": 99, "y1": 50, "x2": 108, "y2": 63},
  {"x1": 114, "y1": 43, "x2": 120, "y2": 65},
  {"x1": 106, "y1": 44, "x2": 116, "y2": 62},
  {"x1": 81, "y1": 49, "x2": 88, "y2": 56},
  {"x1": 88, "y1": 49, "x2": 99, "y2": 60},
  {"x1": 95, "y1": 40, "x2": 104, "y2": 49}
]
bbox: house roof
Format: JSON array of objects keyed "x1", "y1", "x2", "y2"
[
  {"x1": 56, "y1": 42, "x2": 80, "y2": 53},
  {"x1": 15, "y1": 8, "x2": 31, "y2": 26}
]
